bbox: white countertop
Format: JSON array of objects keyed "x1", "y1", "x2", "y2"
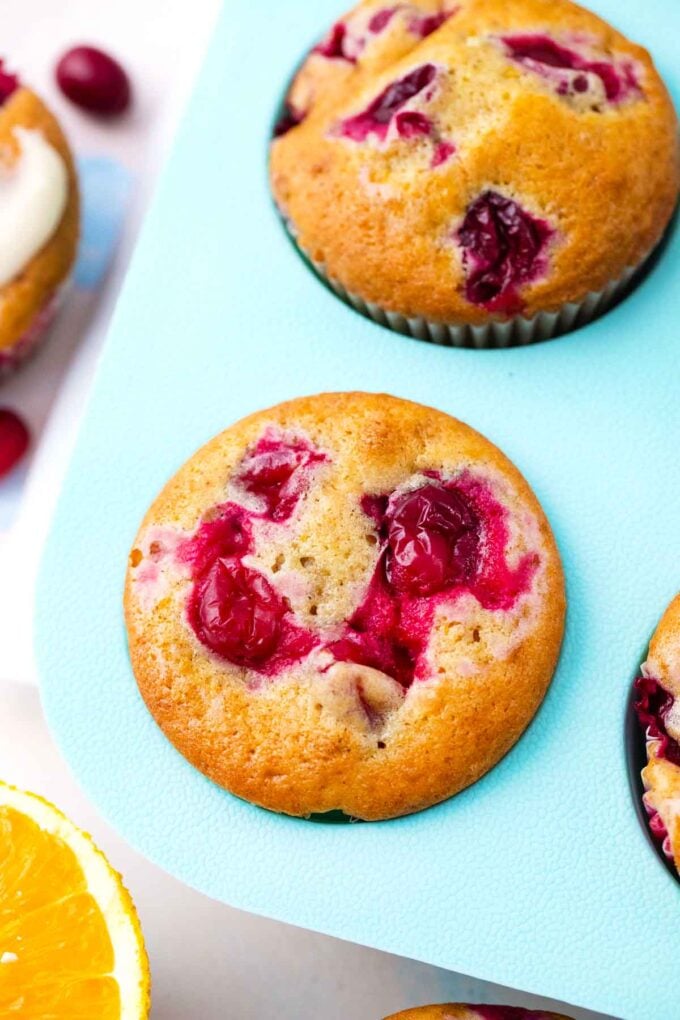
[{"x1": 0, "y1": 3, "x2": 615, "y2": 1017}]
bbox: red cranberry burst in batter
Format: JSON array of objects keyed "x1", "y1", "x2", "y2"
[
  {"x1": 125, "y1": 394, "x2": 565, "y2": 820},
  {"x1": 633, "y1": 594, "x2": 680, "y2": 874},
  {"x1": 384, "y1": 1005, "x2": 576, "y2": 1019}
]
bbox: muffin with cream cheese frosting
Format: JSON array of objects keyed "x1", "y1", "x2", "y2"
[{"x1": 0, "y1": 63, "x2": 79, "y2": 375}]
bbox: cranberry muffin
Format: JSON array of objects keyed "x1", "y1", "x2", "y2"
[
  {"x1": 0, "y1": 63, "x2": 79, "y2": 375},
  {"x1": 125, "y1": 393, "x2": 565, "y2": 820},
  {"x1": 634, "y1": 594, "x2": 680, "y2": 875},
  {"x1": 385, "y1": 1007, "x2": 573, "y2": 1019},
  {"x1": 271, "y1": 0, "x2": 679, "y2": 347}
]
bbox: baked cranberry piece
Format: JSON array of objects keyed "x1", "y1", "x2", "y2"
[
  {"x1": 368, "y1": 6, "x2": 454, "y2": 38},
  {"x1": 385, "y1": 483, "x2": 480, "y2": 596},
  {"x1": 432, "y1": 139, "x2": 456, "y2": 166},
  {"x1": 0, "y1": 409, "x2": 30, "y2": 479},
  {"x1": 0, "y1": 61, "x2": 18, "y2": 104},
  {"x1": 368, "y1": 8, "x2": 400, "y2": 33},
  {"x1": 328, "y1": 630, "x2": 415, "y2": 688},
  {"x1": 410, "y1": 11, "x2": 452, "y2": 38},
  {"x1": 56, "y1": 45, "x2": 131, "y2": 115},
  {"x1": 395, "y1": 110, "x2": 432, "y2": 138},
  {"x1": 274, "y1": 101, "x2": 306, "y2": 137},
  {"x1": 235, "y1": 435, "x2": 326, "y2": 522},
  {"x1": 339, "y1": 63, "x2": 437, "y2": 141},
  {"x1": 457, "y1": 190, "x2": 553, "y2": 313},
  {"x1": 473, "y1": 1008, "x2": 551, "y2": 1020},
  {"x1": 315, "y1": 21, "x2": 357, "y2": 62},
  {"x1": 635, "y1": 674, "x2": 680, "y2": 767},
  {"x1": 189, "y1": 560, "x2": 286, "y2": 667},
  {"x1": 179, "y1": 505, "x2": 252, "y2": 576},
  {"x1": 503, "y1": 34, "x2": 640, "y2": 103}
]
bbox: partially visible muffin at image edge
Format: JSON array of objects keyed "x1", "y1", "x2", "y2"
[
  {"x1": 0, "y1": 61, "x2": 79, "y2": 376},
  {"x1": 634, "y1": 593, "x2": 680, "y2": 875},
  {"x1": 384, "y1": 1006, "x2": 574, "y2": 1019},
  {"x1": 125, "y1": 392, "x2": 565, "y2": 821},
  {"x1": 270, "y1": 0, "x2": 679, "y2": 347}
]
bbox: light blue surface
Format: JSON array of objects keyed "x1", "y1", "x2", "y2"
[
  {"x1": 74, "y1": 156, "x2": 132, "y2": 290},
  {"x1": 0, "y1": 156, "x2": 128, "y2": 531},
  {"x1": 36, "y1": 3, "x2": 680, "y2": 1018}
]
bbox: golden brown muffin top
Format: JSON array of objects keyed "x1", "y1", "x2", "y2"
[
  {"x1": 271, "y1": 0, "x2": 678, "y2": 325},
  {"x1": 125, "y1": 393, "x2": 565, "y2": 820}
]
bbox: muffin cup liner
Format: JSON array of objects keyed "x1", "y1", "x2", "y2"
[
  {"x1": 0, "y1": 280, "x2": 69, "y2": 380},
  {"x1": 305, "y1": 247, "x2": 643, "y2": 348}
]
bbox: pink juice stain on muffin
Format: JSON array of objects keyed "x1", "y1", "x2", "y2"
[
  {"x1": 327, "y1": 476, "x2": 538, "y2": 687},
  {"x1": 338, "y1": 63, "x2": 437, "y2": 141},
  {"x1": 368, "y1": 7, "x2": 401, "y2": 33},
  {"x1": 432, "y1": 138, "x2": 456, "y2": 166},
  {"x1": 182, "y1": 436, "x2": 327, "y2": 673},
  {"x1": 634, "y1": 674, "x2": 680, "y2": 767},
  {"x1": 234, "y1": 430, "x2": 327, "y2": 522},
  {"x1": 502, "y1": 34, "x2": 640, "y2": 103},
  {"x1": 457, "y1": 191, "x2": 554, "y2": 314},
  {"x1": 409, "y1": 10, "x2": 455, "y2": 38},
  {"x1": 182, "y1": 436, "x2": 536, "y2": 684},
  {"x1": 0, "y1": 61, "x2": 18, "y2": 104},
  {"x1": 315, "y1": 21, "x2": 359, "y2": 62}
]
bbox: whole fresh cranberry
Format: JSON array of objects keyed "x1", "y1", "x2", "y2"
[
  {"x1": 385, "y1": 483, "x2": 479, "y2": 596},
  {"x1": 457, "y1": 190, "x2": 552, "y2": 312},
  {"x1": 56, "y1": 46, "x2": 131, "y2": 115},
  {"x1": 0, "y1": 409, "x2": 30, "y2": 479},
  {"x1": 190, "y1": 560, "x2": 286, "y2": 667},
  {"x1": 0, "y1": 61, "x2": 18, "y2": 104}
]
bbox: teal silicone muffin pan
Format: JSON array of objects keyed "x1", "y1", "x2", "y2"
[{"x1": 36, "y1": 2, "x2": 680, "y2": 1017}]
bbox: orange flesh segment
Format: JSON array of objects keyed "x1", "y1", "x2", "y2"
[{"x1": 0, "y1": 806, "x2": 121, "y2": 1018}]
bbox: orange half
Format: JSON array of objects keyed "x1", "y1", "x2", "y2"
[{"x1": 0, "y1": 781, "x2": 150, "y2": 1018}]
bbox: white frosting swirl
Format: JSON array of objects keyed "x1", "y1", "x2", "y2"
[{"x1": 0, "y1": 127, "x2": 68, "y2": 289}]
